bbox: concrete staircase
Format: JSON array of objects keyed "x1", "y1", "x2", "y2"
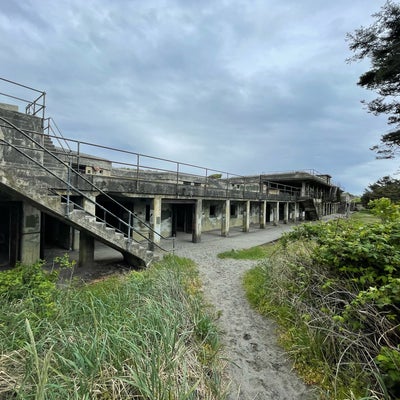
[
  {"x1": 0, "y1": 165, "x2": 156, "y2": 267},
  {"x1": 0, "y1": 112, "x2": 161, "y2": 267},
  {"x1": 301, "y1": 198, "x2": 319, "y2": 220}
]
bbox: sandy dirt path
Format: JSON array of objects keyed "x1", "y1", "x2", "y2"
[{"x1": 173, "y1": 225, "x2": 316, "y2": 400}]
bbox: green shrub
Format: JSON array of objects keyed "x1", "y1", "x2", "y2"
[
  {"x1": 0, "y1": 260, "x2": 58, "y2": 318},
  {"x1": 368, "y1": 197, "x2": 400, "y2": 223},
  {"x1": 246, "y1": 218, "x2": 400, "y2": 399}
]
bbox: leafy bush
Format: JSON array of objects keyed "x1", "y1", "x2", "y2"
[
  {"x1": 0, "y1": 260, "x2": 58, "y2": 318},
  {"x1": 247, "y1": 218, "x2": 400, "y2": 399},
  {"x1": 368, "y1": 197, "x2": 400, "y2": 223}
]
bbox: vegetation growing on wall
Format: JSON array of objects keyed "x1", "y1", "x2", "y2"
[
  {"x1": 0, "y1": 255, "x2": 227, "y2": 399},
  {"x1": 244, "y1": 212, "x2": 400, "y2": 399}
]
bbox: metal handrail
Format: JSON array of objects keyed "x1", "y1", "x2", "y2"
[
  {"x1": 47, "y1": 188, "x2": 167, "y2": 250},
  {"x1": 43, "y1": 117, "x2": 72, "y2": 153},
  {"x1": 0, "y1": 116, "x2": 169, "y2": 252},
  {"x1": 0, "y1": 77, "x2": 46, "y2": 121},
  {"x1": 36, "y1": 131, "x2": 305, "y2": 199}
]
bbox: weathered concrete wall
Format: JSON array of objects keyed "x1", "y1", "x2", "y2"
[
  {"x1": 20, "y1": 202, "x2": 41, "y2": 265},
  {"x1": 0, "y1": 107, "x2": 44, "y2": 166}
]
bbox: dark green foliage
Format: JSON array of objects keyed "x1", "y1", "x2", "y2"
[
  {"x1": 348, "y1": 1, "x2": 400, "y2": 158},
  {"x1": 280, "y1": 219, "x2": 400, "y2": 398},
  {"x1": 0, "y1": 260, "x2": 58, "y2": 318},
  {"x1": 361, "y1": 176, "x2": 400, "y2": 206}
]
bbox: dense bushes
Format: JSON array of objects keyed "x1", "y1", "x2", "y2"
[
  {"x1": 0, "y1": 255, "x2": 227, "y2": 399},
  {"x1": 245, "y1": 214, "x2": 400, "y2": 399}
]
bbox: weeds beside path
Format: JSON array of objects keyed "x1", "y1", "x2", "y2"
[{"x1": 173, "y1": 225, "x2": 316, "y2": 400}]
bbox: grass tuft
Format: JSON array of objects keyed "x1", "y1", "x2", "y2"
[{"x1": 0, "y1": 254, "x2": 228, "y2": 399}]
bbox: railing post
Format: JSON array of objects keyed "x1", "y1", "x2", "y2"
[
  {"x1": 176, "y1": 163, "x2": 180, "y2": 192},
  {"x1": 77, "y1": 142, "x2": 81, "y2": 173},
  {"x1": 66, "y1": 159, "x2": 72, "y2": 217},
  {"x1": 136, "y1": 154, "x2": 140, "y2": 190},
  {"x1": 205, "y1": 168, "x2": 208, "y2": 195},
  {"x1": 42, "y1": 92, "x2": 46, "y2": 123},
  {"x1": 127, "y1": 211, "x2": 132, "y2": 244}
]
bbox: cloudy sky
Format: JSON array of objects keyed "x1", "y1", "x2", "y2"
[{"x1": 0, "y1": 0, "x2": 398, "y2": 194}]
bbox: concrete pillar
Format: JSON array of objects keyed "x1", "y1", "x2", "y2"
[
  {"x1": 242, "y1": 200, "x2": 250, "y2": 232},
  {"x1": 150, "y1": 196, "x2": 162, "y2": 245},
  {"x1": 274, "y1": 202, "x2": 279, "y2": 225},
  {"x1": 72, "y1": 228, "x2": 80, "y2": 251},
  {"x1": 284, "y1": 202, "x2": 289, "y2": 224},
  {"x1": 260, "y1": 201, "x2": 266, "y2": 229},
  {"x1": 301, "y1": 182, "x2": 306, "y2": 197},
  {"x1": 192, "y1": 199, "x2": 202, "y2": 243},
  {"x1": 294, "y1": 202, "x2": 299, "y2": 221},
  {"x1": 20, "y1": 202, "x2": 41, "y2": 265},
  {"x1": 221, "y1": 199, "x2": 230, "y2": 237},
  {"x1": 78, "y1": 193, "x2": 97, "y2": 267},
  {"x1": 79, "y1": 231, "x2": 95, "y2": 267}
]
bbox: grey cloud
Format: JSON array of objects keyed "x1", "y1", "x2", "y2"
[{"x1": 0, "y1": 0, "x2": 393, "y2": 193}]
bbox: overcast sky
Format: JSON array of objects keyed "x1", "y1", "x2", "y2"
[{"x1": 0, "y1": 0, "x2": 398, "y2": 194}]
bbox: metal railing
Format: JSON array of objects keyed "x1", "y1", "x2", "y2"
[
  {"x1": 35, "y1": 131, "x2": 302, "y2": 202},
  {"x1": 0, "y1": 116, "x2": 171, "y2": 254},
  {"x1": 44, "y1": 117, "x2": 72, "y2": 153},
  {"x1": 0, "y1": 77, "x2": 46, "y2": 122}
]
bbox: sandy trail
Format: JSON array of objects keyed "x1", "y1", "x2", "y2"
[{"x1": 173, "y1": 224, "x2": 316, "y2": 400}]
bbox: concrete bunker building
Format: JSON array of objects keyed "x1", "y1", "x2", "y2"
[{"x1": 0, "y1": 79, "x2": 343, "y2": 269}]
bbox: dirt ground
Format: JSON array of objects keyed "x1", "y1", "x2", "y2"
[
  {"x1": 173, "y1": 225, "x2": 317, "y2": 399},
  {"x1": 47, "y1": 223, "x2": 321, "y2": 399}
]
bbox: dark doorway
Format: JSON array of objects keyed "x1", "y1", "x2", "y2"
[
  {"x1": 0, "y1": 202, "x2": 20, "y2": 268},
  {"x1": 279, "y1": 203, "x2": 285, "y2": 221},
  {"x1": 265, "y1": 203, "x2": 272, "y2": 222},
  {"x1": 172, "y1": 204, "x2": 194, "y2": 235}
]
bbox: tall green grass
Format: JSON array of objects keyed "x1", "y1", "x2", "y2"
[
  {"x1": 0, "y1": 255, "x2": 227, "y2": 399},
  {"x1": 217, "y1": 242, "x2": 278, "y2": 260}
]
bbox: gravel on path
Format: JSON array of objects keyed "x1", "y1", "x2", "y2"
[{"x1": 173, "y1": 224, "x2": 316, "y2": 400}]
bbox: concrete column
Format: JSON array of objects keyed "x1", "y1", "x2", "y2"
[
  {"x1": 221, "y1": 199, "x2": 230, "y2": 237},
  {"x1": 260, "y1": 201, "x2": 266, "y2": 229},
  {"x1": 72, "y1": 228, "x2": 80, "y2": 251},
  {"x1": 150, "y1": 196, "x2": 162, "y2": 245},
  {"x1": 274, "y1": 202, "x2": 279, "y2": 225},
  {"x1": 79, "y1": 231, "x2": 95, "y2": 267},
  {"x1": 192, "y1": 199, "x2": 202, "y2": 243},
  {"x1": 242, "y1": 200, "x2": 250, "y2": 232},
  {"x1": 294, "y1": 202, "x2": 299, "y2": 221},
  {"x1": 301, "y1": 182, "x2": 306, "y2": 197},
  {"x1": 284, "y1": 202, "x2": 289, "y2": 224},
  {"x1": 20, "y1": 202, "x2": 41, "y2": 265},
  {"x1": 78, "y1": 193, "x2": 97, "y2": 267}
]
